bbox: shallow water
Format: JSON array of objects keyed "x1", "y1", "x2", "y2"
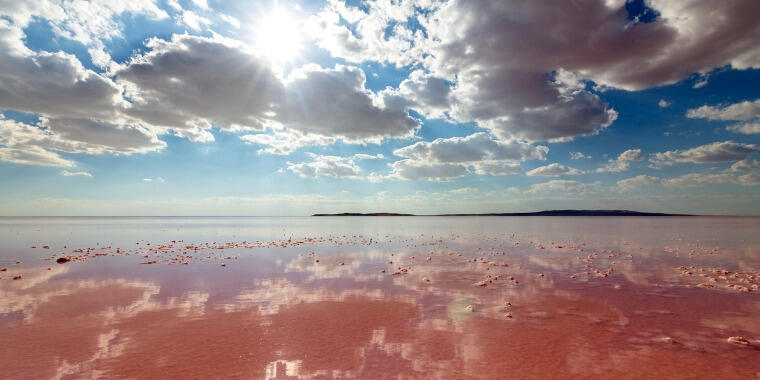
[{"x1": 1, "y1": 216, "x2": 759, "y2": 379}]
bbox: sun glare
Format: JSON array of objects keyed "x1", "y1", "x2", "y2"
[{"x1": 255, "y1": 8, "x2": 302, "y2": 64}]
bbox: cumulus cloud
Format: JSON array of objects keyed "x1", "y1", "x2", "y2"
[
  {"x1": 381, "y1": 132, "x2": 546, "y2": 181},
  {"x1": 687, "y1": 98, "x2": 760, "y2": 135},
  {"x1": 480, "y1": 92, "x2": 618, "y2": 142},
  {"x1": 570, "y1": 151, "x2": 591, "y2": 160},
  {"x1": 726, "y1": 122, "x2": 760, "y2": 135},
  {"x1": 305, "y1": 0, "x2": 426, "y2": 67},
  {"x1": 649, "y1": 141, "x2": 760, "y2": 167},
  {"x1": 738, "y1": 173, "x2": 760, "y2": 186},
  {"x1": 597, "y1": 149, "x2": 643, "y2": 172},
  {"x1": 0, "y1": 21, "x2": 124, "y2": 120},
  {"x1": 449, "y1": 187, "x2": 478, "y2": 195},
  {"x1": 608, "y1": 169, "x2": 759, "y2": 189},
  {"x1": 312, "y1": 0, "x2": 760, "y2": 142},
  {"x1": 0, "y1": 145, "x2": 75, "y2": 167},
  {"x1": 393, "y1": 132, "x2": 547, "y2": 163},
  {"x1": 618, "y1": 170, "x2": 760, "y2": 191},
  {"x1": 287, "y1": 154, "x2": 362, "y2": 179},
  {"x1": 528, "y1": 180, "x2": 596, "y2": 194},
  {"x1": 279, "y1": 64, "x2": 419, "y2": 141},
  {"x1": 117, "y1": 35, "x2": 419, "y2": 148},
  {"x1": 525, "y1": 163, "x2": 582, "y2": 177},
  {"x1": 59, "y1": 170, "x2": 93, "y2": 177},
  {"x1": 177, "y1": 10, "x2": 211, "y2": 31},
  {"x1": 686, "y1": 99, "x2": 760, "y2": 135},
  {"x1": 0, "y1": 0, "x2": 168, "y2": 71},
  {"x1": 219, "y1": 14, "x2": 240, "y2": 29},
  {"x1": 353, "y1": 153, "x2": 384, "y2": 160},
  {"x1": 0, "y1": 116, "x2": 164, "y2": 167},
  {"x1": 3, "y1": 0, "x2": 760, "y2": 179},
  {"x1": 662, "y1": 173, "x2": 738, "y2": 187},
  {"x1": 658, "y1": 99, "x2": 671, "y2": 108},
  {"x1": 729, "y1": 159, "x2": 760, "y2": 172},
  {"x1": 241, "y1": 130, "x2": 334, "y2": 155},
  {"x1": 0, "y1": 19, "x2": 167, "y2": 167},
  {"x1": 0, "y1": 18, "x2": 421, "y2": 165},
  {"x1": 616, "y1": 175, "x2": 661, "y2": 193},
  {"x1": 383, "y1": 160, "x2": 470, "y2": 182},
  {"x1": 470, "y1": 161, "x2": 523, "y2": 176},
  {"x1": 686, "y1": 98, "x2": 760, "y2": 121},
  {"x1": 380, "y1": 70, "x2": 453, "y2": 119}
]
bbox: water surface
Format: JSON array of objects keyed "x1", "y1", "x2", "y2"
[{"x1": 1, "y1": 216, "x2": 759, "y2": 379}]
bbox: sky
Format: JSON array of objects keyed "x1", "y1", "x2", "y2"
[{"x1": 0, "y1": 0, "x2": 759, "y2": 216}]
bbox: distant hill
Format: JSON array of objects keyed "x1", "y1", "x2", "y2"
[
  {"x1": 312, "y1": 212, "x2": 414, "y2": 216},
  {"x1": 435, "y1": 210, "x2": 689, "y2": 216},
  {"x1": 312, "y1": 210, "x2": 689, "y2": 216}
]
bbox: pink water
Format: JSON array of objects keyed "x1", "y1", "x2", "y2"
[{"x1": 1, "y1": 216, "x2": 759, "y2": 379}]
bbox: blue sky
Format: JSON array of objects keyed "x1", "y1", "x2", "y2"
[{"x1": 0, "y1": 0, "x2": 759, "y2": 215}]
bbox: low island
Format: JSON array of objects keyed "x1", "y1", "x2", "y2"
[{"x1": 312, "y1": 210, "x2": 690, "y2": 216}]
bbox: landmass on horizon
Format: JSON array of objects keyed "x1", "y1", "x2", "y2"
[{"x1": 312, "y1": 210, "x2": 691, "y2": 216}]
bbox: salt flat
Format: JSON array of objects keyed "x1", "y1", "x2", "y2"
[{"x1": 1, "y1": 216, "x2": 759, "y2": 379}]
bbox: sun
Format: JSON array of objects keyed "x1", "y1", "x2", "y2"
[{"x1": 254, "y1": 7, "x2": 302, "y2": 64}]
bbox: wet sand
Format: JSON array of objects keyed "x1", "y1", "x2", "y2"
[{"x1": 1, "y1": 216, "x2": 759, "y2": 379}]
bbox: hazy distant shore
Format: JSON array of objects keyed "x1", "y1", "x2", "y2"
[{"x1": 312, "y1": 210, "x2": 691, "y2": 217}]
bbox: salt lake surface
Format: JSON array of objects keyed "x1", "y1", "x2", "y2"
[{"x1": 1, "y1": 216, "x2": 759, "y2": 379}]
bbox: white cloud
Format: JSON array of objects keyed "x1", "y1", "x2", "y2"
[
  {"x1": 0, "y1": 146, "x2": 75, "y2": 167},
  {"x1": 305, "y1": 0, "x2": 426, "y2": 67},
  {"x1": 470, "y1": 160, "x2": 522, "y2": 176},
  {"x1": 662, "y1": 173, "x2": 738, "y2": 187},
  {"x1": 465, "y1": 89, "x2": 618, "y2": 142},
  {"x1": 240, "y1": 129, "x2": 334, "y2": 155},
  {"x1": 528, "y1": 180, "x2": 596, "y2": 194},
  {"x1": 219, "y1": 14, "x2": 240, "y2": 29},
  {"x1": 570, "y1": 151, "x2": 591, "y2": 160},
  {"x1": 381, "y1": 69, "x2": 453, "y2": 119},
  {"x1": 0, "y1": 0, "x2": 168, "y2": 71},
  {"x1": 59, "y1": 170, "x2": 93, "y2": 177},
  {"x1": 729, "y1": 159, "x2": 760, "y2": 172},
  {"x1": 616, "y1": 175, "x2": 661, "y2": 193},
  {"x1": 191, "y1": 0, "x2": 209, "y2": 10},
  {"x1": 381, "y1": 132, "x2": 546, "y2": 181},
  {"x1": 393, "y1": 132, "x2": 547, "y2": 163},
  {"x1": 738, "y1": 172, "x2": 760, "y2": 186},
  {"x1": 686, "y1": 99, "x2": 760, "y2": 121},
  {"x1": 597, "y1": 149, "x2": 643, "y2": 172},
  {"x1": 177, "y1": 11, "x2": 211, "y2": 31},
  {"x1": 0, "y1": 116, "x2": 165, "y2": 167},
  {"x1": 2, "y1": 0, "x2": 759, "y2": 176},
  {"x1": 353, "y1": 153, "x2": 384, "y2": 160},
  {"x1": 143, "y1": 177, "x2": 166, "y2": 183},
  {"x1": 658, "y1": 99, "x2": 671, "y2": 108},
  {"x1": 449, "y1": 187, "x2": 478, "y2": 195},
  {"x1": 650, "y1": 141, "x2": 760, "y2": 167},
  {"x1": 525, "y1": 163, "x2": 582, "y2": 177},
  {"x1": 385, "y1": 160, "x2": 470, "y2": 182},
  {"x1": 0, "y1": 0, "x2": 167, "y2": 46},
  {"x1": 311, "y1": 0, "x2": 760, "y2": 143},
  {"x1": 693, "y1": 77, "x2": 709, "y2": 89},
  {"x1": 0, "y1": 21, "x2": 124, "y2": 120},
  {"x1": 167, "y1": 0, "x2": 182, "y2": 11},
  {"x1": 688, "y1": 98, "x2": 760, "y2": 138},
  {"x1": 0, "y1": 20, "x2": 167, "y2": 167},
  {"x1": 117, "y1": 35, "x2": 420, "y2": 149},
  {"x1": 287, "y1": 154, "x2": 362, "y2": 179},
  {"x1": 726, "y1": 121, "x2": 760, "y2": 135}
]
